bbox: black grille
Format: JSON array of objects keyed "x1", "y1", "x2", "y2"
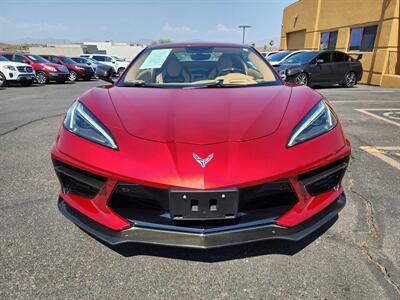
[
  {"x1": 53, "y1": 160, "x2": 106, "y2": 198},
  {"x1": 17, "y1": 66, "x2": 33, "y2": 73},
  {"x1": 108, "y1": 180, "x2": 298, "y2": 226},
  {"x1": 298, "y1": 157, "x2": 349, "y2": 196}
]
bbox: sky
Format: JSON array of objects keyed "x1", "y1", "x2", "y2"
[{"x1": 0, "y1": 0, "x2": 296, "y2": 46}]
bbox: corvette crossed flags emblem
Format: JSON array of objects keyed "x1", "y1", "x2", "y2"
[{"x1": 192, "y1": 153, "x2": 214, "y2": 168}]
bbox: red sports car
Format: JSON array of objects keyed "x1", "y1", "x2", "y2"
[{"x1": 52, "y1": 43, "x2": 350, "y2": 248}]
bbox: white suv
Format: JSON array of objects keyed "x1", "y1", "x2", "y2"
[
  {"x1": 0, "y1": 55, "x2": 36, "y2": 87},
  {"x1": 80, "y1": 54, "x2": 129, "y2": 76}
]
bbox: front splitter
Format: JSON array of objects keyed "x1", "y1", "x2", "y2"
[{"x1": 58, "y1": 194, "x2": 345, "y2": 249}]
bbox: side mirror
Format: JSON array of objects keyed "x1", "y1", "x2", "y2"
[
  {"x1": 22, "y1": 59, "x2": 30, "y2": 64},
  {"x1": 357, "y1": 54, "x2": 363, "y2": 60},
  {"x1": 111, "y1": 60, "x2": 116, "y2": 64},
  {"x1": 279, "y1": 70, "x2": 287, "y2": 81},
  {"x1": 95, "y1": 64, "x2": 114, "y2": 83},
  {"x1": 316, "y1": 59, "x2": 324, "y2": 64}
]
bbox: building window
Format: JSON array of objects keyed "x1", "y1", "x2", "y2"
[
  {"x1": 348, "y1": 25, "x2": 378, "y2": 52},
  {"x1": 320, "y1": 31, "x2": 338, "y2": 50}
]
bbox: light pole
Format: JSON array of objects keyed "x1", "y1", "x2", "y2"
[{"x1": 238, "y1": 25, "x2": 251, "y2": 44}]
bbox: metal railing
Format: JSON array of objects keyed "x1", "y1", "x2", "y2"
[{"x1": 386, "y1": 51, "x2": 400, "y2": 75}]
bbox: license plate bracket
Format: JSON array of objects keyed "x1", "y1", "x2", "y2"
[{"x1": 169, "y1": 189, "x2": 239, "y2": 220}]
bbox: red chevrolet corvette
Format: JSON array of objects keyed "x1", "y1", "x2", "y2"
[{"x1": 51, "y1": 43, "x2": 350, "y2": 248}]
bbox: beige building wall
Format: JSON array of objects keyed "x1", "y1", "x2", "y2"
[{"x1": 280, "y1": 0, "x2": 400, "y2": 87}]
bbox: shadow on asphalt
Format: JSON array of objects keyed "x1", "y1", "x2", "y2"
[{"x1": 90, "y1": 216, "x2": 338, "y2": 262}]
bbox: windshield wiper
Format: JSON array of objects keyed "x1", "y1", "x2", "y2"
[
  {"x1": 183, "y1": 79, "x2": 226, "y2": 89},
  {"x1": 121, "y1": 82, "x2": 160, "y2": 88}
]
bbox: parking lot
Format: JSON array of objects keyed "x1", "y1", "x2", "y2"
[{"x1": 0, "y1": 81, "x2": 399, "y2": 299}]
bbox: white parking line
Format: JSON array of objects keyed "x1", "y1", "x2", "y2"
[
  {"x1": 360, "y1": 146, "x2": 400, "y2": 171},
  {"x1": 355, "y1": 108, "x2": 400, "y2": 127},
  {"x1": 331, "y1": 100, "x2": 400, "y2": 103}
]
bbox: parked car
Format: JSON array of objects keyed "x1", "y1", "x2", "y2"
[
  {"x1": 0, "y1": 52, "x2": 70, "y2": 84},
  {"x1": 266, "y1": 50, "x2": 308, "y2": 67},
  {"x1": 53, "y1": 43, "x2": 350, "y2": 249},
  {"x1": 0, "y1": 55, "x2": 36, "y2": 87},
  {"x1": 40, "y1": 55, "x2": 94, "y2": 82},
  {"x1": 276, "y1": 50, "x2": 363, "y2": 87},
  {"x1": 70, "y1": 57, "x2": 107, "y2": 78},
  {"x1": 70, "y1": 57, "x2": 98, "y2": 71},
  {"x1": 260, "y1": 51, "x2": 278, "y2": 58},
  {"x1": 80, "y1": 54, "x2": 129, "y2": 76}
]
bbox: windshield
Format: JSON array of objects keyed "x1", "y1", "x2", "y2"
[
  {"x1": 285, "y1": 51, "x2": 319, "y2": 64},
  {"x1": 27, "y1": 55, "x2": 49, "y2": 63},
  {"x1": 266, "y1": 51, "x2": 292, "y2": 62},
  {"x1": 119, "y1": 46, "x2": 280, "y2": 88},
  {"x1": 0, "y1": 55, "x2": 9, "y2": 62},
  {"x1": 61, "y1": 57, "x2": 77, "y2": 64},
  {"x1": 88, "y1": 58, "x2": 99, "y2": 64}
]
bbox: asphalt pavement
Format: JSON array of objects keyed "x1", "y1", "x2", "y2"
[{"x1": 1, "y1": 81, "x2": 399, "y2": 299}]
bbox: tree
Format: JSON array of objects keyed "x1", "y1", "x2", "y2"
[
  {"x1": 151, "y1": 39, "x2": 172, "y2": 45},
  {"x1": 269, "y1": 39, "x2": 275, "y2": 47}
]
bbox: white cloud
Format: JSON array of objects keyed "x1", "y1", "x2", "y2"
[
  {"x1": 162, "y1": 23, "x2": 197, "y2": 35},
  {"x1": 214, "y1": 24, "x2": 241, "y2": 35},
  {"x1": 216, "y1": 24, "x2": 229, "y2": 33}
]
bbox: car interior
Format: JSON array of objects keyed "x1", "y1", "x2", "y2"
[{"x1": 123, "y1": 47, "x2": 277, "y2": 86}]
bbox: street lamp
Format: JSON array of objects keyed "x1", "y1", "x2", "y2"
[{"x1": 238, "y1": 25, "x2": 251, "y2": 44}]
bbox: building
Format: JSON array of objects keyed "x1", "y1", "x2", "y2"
[
  {"x1": 83, "y1": 42, "x2": 145, "y2": 60},
  {"x1": 29, "y1": 44, "x2": 104, "y2": 57},
  {"x1": 29, "y1": 41, "x2": 145, "y2": 61},
  {"x1": 280, "y1": 0, "x2": 400, "y2": 87}
]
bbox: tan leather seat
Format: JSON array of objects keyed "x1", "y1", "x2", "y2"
[
  {"x1": 158, "y1": 56, "x2": 190, "y2": 83},
  {"x1": 209, "y1": 54, "x2": 241, "y2": 78}
]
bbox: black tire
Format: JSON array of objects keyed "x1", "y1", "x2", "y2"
[
  {"x1": 117, "y1": 67, "x2": 125, "y2": 76},
  {"x1": 294, "y1": 72, "x2": 308, "y2": 85},
  {"x1": 69, "y1": 71, "x2": 77, "y2": 82},
  {"x1": 0, "y1": 72, "x2": 7, "y2": 87},
  {"x1": 36, "y1": 71, "x2": 49, "y2": 84},
  {"x1": 20, "y1": 81, "x2": 33, "y2": 87},
  {"x1": 342, "y1": 71, "x2": 357, "y2": 88}
]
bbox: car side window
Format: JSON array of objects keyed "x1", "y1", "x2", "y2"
[
  {"x1": 332, "y1": 52, "x2": 345, "y2": 63},
  {"x1": 93, "y1": 56, "x2": 105, "y2": 61},
  {"x1": 14, "y1": 55, "x2": 26, "y2": 63},
  {"x1": 2, "y1": 54, "x2": 14, "y2": 61},
  {"x1": 103, "y1": 56, "x2": 112, "y2": 62},
  {"x1": 316, "y1": 52, "x2": 331, "y2": 63}
]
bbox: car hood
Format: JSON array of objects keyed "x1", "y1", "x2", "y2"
[
  {"x1": 73, "y1": 63, "x2": 91, "y2": 68},
  {"x1": 1, "y1": 61, "x2": 30, "y2": 67},
  {"x1": 108, "y1": 85, "x2": 292, "y2": 145}
]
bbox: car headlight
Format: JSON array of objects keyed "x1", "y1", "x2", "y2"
[
  {"x1": 75, "y1": 66, "x2": 84, "y2": 70},
  {"x1": 64, "y1": 101, "x2": 118, "y2": 150},
  {"x1": 286, "y1": 68, "x2": 302, "y2": 76},
  {"x1": 4, "y1": 65, "x2": 16, "y2": 71},
  {"x1": 287, "y1": 99, "x2": 337, "y2": 147},
  {"x1": 44, "y1": 65, "x2": 57, "y2": 72}
]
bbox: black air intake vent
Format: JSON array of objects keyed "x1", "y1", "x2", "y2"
[
  {"x1": 298, "y1": 157, "x2": 349, "y2": 196},
  {"x1": 53, "y1": 160, "x2": 106, "y2": 198}
]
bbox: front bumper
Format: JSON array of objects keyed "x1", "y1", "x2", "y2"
[
  {"x1": 4, "y1": 71, "x2": 36, "y2": 81},
  {"x1": 76, "y1": 69, "x2": 94, "y2": 78},
  {"x1": 48, "y1": 72, "x2": 70, "y2": 81},
  {"x1": 59, "y1": 194, "x2": 345, "y2": 248}
]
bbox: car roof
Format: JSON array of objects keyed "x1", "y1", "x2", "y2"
[
  {"x1": 40, "y1": 54, "x2": 65, "y2": 57},
  {"x1": 147, "y1": 42, "x2": 249, "y2": 49}
]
